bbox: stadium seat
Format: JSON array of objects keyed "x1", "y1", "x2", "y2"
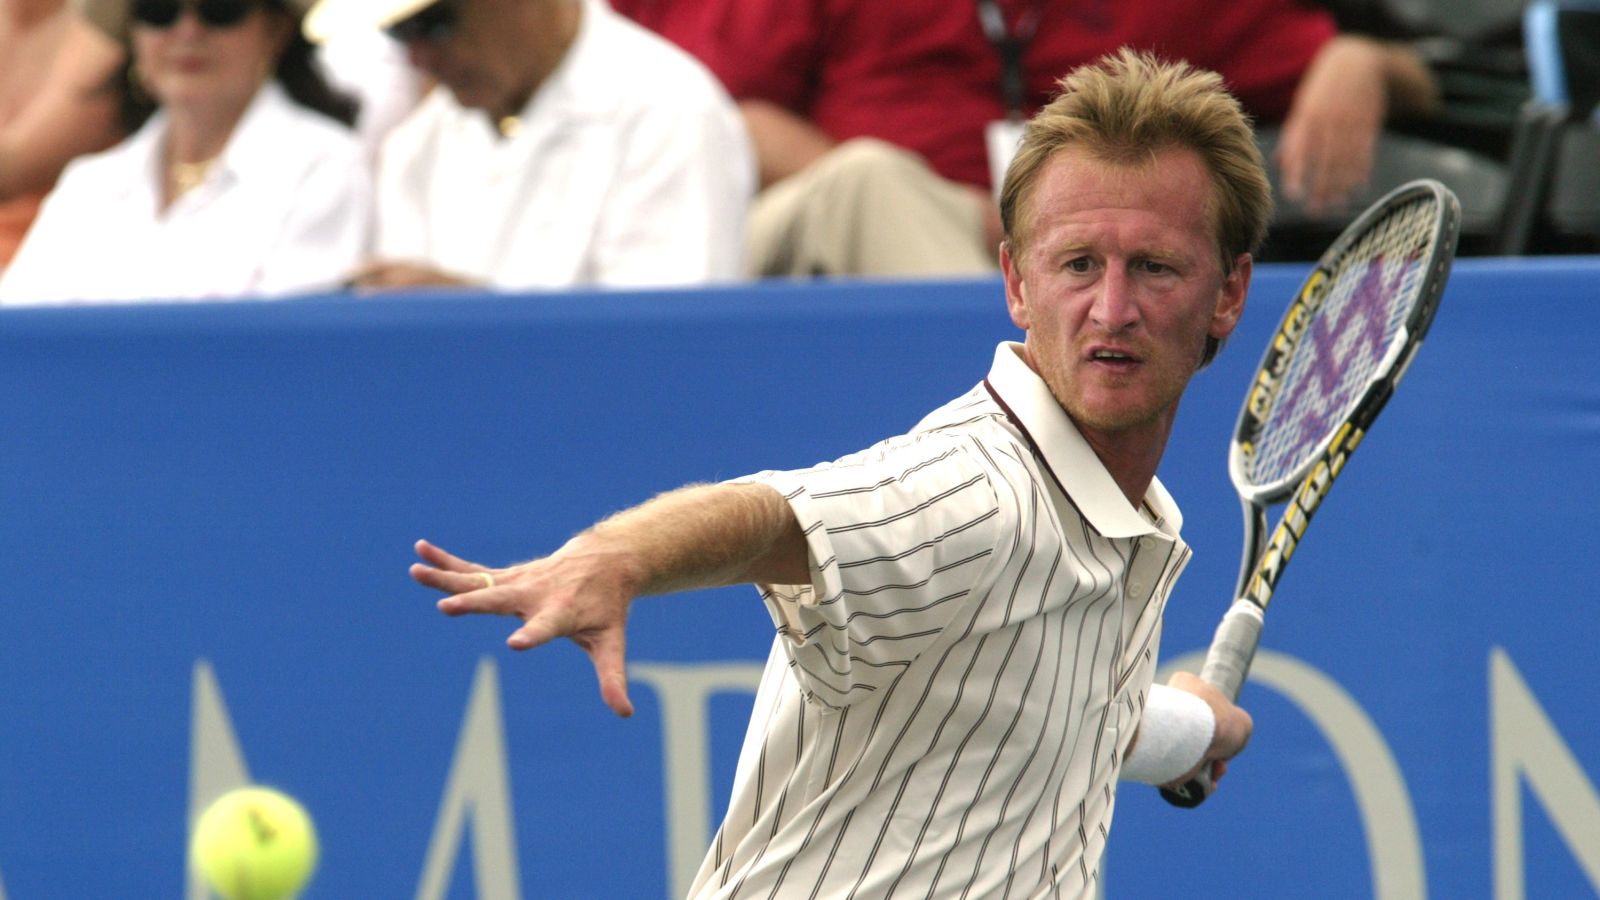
[
  {"x1": 1255, "y1": 127, "x2": 1510, "y2": 260},
  {"x1": 1495, "y1": 0, "x2": 1600, "y2": 254}
]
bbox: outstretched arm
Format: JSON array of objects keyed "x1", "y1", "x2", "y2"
[
  {"x1": 737, "y1": 99, "x2": 836, "y2": 189},
  {"x1": 411, "y1": 482, "x2": 808, "y2": 717}
]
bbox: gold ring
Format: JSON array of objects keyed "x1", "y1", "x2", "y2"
[{"x1": 478, "y1": 572, "x2": 495, "y2": 590}]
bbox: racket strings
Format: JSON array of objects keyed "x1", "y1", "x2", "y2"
[{"x1": 1244, "y1": 195, "x2": 1441, "y2": 487}]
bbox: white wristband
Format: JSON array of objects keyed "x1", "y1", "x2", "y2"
[{"x1": 1121, "y1": 683, "x2": 1215, "y2": 785}]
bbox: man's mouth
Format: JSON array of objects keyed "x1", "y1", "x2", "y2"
[{"x1": 1089, "y1": 348, "x2": 1140, "y2": 367}]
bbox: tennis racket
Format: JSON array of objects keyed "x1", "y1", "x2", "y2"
[{"x1": 1159, "y1": 179, "x2": 1460, "y2": 808}]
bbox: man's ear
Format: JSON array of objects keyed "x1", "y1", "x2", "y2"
[
  {"x1": 1211, "y1": 252, "x2": 1252, "y2": 340},
  {"x1": 1001, "y1": 240, "x2": 1030, "y2": 330}
]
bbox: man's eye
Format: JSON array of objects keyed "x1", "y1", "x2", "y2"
[
  {"x1": 1064, "y1": 257, "x2": 1093, "y2": 273},
  {"x1": 1138, "y1": 260, "x2": 1172, "y2": 274}
]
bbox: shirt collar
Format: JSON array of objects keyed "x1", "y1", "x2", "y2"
[
  {"x1": 984, "y1": 341, "x2": 1183, "y2": 539},
  {"x1": 124, "y1": 82, "x2": 298, "y2": 201},
  {"x1": 211, "y1": 81, "x2": 297, "y2": 182},
  {"x1": 515, "y1": 0, "x2": 604, "y2": 122},
  {"x1": 438, "y1": 0, "x2": 603, "y2": 138}
]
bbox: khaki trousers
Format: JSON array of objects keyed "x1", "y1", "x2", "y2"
[{"x1": 745, "y1": 138, "x2": 997, "y2": 278}]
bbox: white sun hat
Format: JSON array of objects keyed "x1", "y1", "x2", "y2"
[{"x1": 302, "y1": 0, "x2": 436, "y2": 43}]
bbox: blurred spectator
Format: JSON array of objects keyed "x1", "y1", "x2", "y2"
[
  {"x1": 76, "y1": 0, "x2": 425, "y2": 159},
  {"x1": 0, "y1": 0, "x2": 372, "y2": 304},
  {"x1": 306, "y1": 0, "x2": 754, "y2": 292},
  {"x1": 313, "y1": 25, "x2": 424, "y2": 159},
  {"x1": 618, "y1": 0, "x2": 1439, "y2": 277},
  {"x1": 0, "y1": 0, "x2": 124, "y2": 268}
]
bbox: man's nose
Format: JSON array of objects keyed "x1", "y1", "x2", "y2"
[{"x1": 1089, "y1": 267, "x2": 1139, "y2": 331}]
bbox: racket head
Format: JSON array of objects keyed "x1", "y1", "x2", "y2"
[{"x1": 1229, "y1": 179, "x2": 1461, "y2": 501}]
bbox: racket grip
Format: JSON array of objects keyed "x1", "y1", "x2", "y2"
[
  {"x1": 1198, "y1": 599, "x2": 1266, "y2": 702},
  {"x1": 1159, "y1": 600, "x2": 1265, "y2": 809}
]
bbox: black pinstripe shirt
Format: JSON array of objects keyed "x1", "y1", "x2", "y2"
[{"x1": 692, "y1": 343, "x2": 1193, "y2": 899}]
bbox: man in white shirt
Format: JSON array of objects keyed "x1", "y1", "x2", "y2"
[
  {"x1": 304, "y1": 0, "x2": 753, "y2": 291},
  {"x1": 411, "y1": 50, "x2": 1258, "y2": 898}
]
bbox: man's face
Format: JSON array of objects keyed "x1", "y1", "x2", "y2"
[
  {"x1": 391, "y1": 0, "x2": 524, "y2": 113},
  {"x1": 1000, "y1": 145, "x2": 1250, "y2": 445}
]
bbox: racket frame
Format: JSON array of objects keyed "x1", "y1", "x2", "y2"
[{"x1": 1159, "y1": 179, "x2": 1460, "y2": 808}]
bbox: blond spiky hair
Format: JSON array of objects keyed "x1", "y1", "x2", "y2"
[{"x1": 999, "y1": 47, "x2": 1273, "y2": 271}]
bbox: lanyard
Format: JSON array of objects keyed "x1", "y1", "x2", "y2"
[{"x1": 976, "y1": 0, "x2": 1041, "y2": 120}]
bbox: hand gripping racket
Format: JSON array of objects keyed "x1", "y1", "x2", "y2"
[{"x1": 1159, "y1": 179, "x2": 1461, "y2": 808}]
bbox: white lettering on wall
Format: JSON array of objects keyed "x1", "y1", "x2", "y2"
[
  {"x1": 1491, "y1": 647, "x2": 1600, "y2": 899},
  {"x1": 416, "y1": 657, "x2": 523, "y2": 900},
  {"x1": 633, "y1": 662, "x2": 765, "y2": 900},
  {"x1": 1160, "y1": 649, "x2": 1426, "y2": 899},
  {"x1": 188, "y1": 657, "x2": 525, "y2": 900},
  {"x1": 187, "y1": 659, "x2": 253, "y2": 900}
]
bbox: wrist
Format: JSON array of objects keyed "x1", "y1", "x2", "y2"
[
  {"x1": 1122, "y1": 683, "x2": 1216, "y2": 785},
  {"x1": 562, "y1": 528, "x2": 650, "y2": 596}
]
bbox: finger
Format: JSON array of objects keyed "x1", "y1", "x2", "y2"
[
  {"x1": 1306, "y1": 148, "x2": 1349, "y2": 214},
  {"x1": 411, "y1": 562, "x2": 494, "y2": 594},
  {"x1": 418, "y1": 574, "x2": 520, "y2": 616},
  {"x1": 506, "y1": 609, "x2": 562, "y2": 651},
  {"x1": 1274, "y1": 126, "x2": 1307, "y2": 203},
  {"x1": 414, "y1": 539, "x2": 488, "y2": 573},
  {"x1": 1326, "y1": 143, "x2": 1374, "y2": 211},
  {"x1": 1299, "y1": 133, "x2": 1338, "y2": 215},
  {"x1": 580, "y1": 627, "x2": 634, "y2": 718},
  {"x1": 435, "y1": 587, "x2": 526, "y2": 620}
]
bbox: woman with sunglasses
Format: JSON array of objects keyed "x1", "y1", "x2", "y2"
[{"x1": 0, "y1": 0, "x2": 371, "y2": 304}]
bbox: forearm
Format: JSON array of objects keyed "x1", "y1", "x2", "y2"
[
  {"x1": 738, "y1": 99, "x2": 837, "y2": 188},
  {"x1": 1376, "y1": 40, "x2": 1441, "y2": 119},
  {"x1": 570, "y1": 481, "x2": 810, "y2": 597},
  {"x1": 1321, "y1": 34, "x2": 1441, "y2": 120}
]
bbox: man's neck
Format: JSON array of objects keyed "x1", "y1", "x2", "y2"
[
  {"x1": 1074, "y1": 415, "x2": 1174, "y2": 510},
  {"x1": 491, "y1": 0, "x2": 582, "y2": 124}
]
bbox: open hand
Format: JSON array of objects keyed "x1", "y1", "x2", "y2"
[{"x1": 411, "y1": 538, "x2": 638, "y2": 717}]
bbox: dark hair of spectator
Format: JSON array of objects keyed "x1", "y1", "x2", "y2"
[{"x1": 113, "y1": 0, "x2": 360, "y2": 133}]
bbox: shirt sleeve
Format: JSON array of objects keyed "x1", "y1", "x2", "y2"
[
  {"x1": 736, "y1": 433, "x2": 1013, "y2": 710},
  {"x1": 0, "y1": 159, "x2": 92, "y2": 305},
  {"x1": 588, "y1": 85, "x2": 754, "y2": 286},
  {"x1": 372, "y1": 97, "x2": 439, "y2": 265},
  {"x1": 1198, "y1": 0, "x2": 1339, "y2": 122},
  {"x1": 255, "y1": 139, "x2": 374, "y2": 297}
]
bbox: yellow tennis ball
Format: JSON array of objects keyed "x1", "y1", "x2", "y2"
[{"x1": 190, "y1": 786, "x2": 319, "y2": 900}]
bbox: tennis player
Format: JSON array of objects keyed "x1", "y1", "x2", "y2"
[{"x1": 414, "y1": 48, "x2": 1259, "y2": 899}]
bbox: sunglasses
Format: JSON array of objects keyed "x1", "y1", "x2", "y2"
[
  {"x1": 131, "y1": 0, "x2": 258, "y2": 28},
  {"x1": 385, "y1": 0, "x2": 457, "y2": 43}
]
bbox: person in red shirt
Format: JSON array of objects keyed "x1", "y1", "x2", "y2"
[{"x1": 617, "y1": 0, "x2": 1438, "y2": 276}]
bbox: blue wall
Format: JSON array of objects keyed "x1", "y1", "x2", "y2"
[{"x1": 0, "y1": 259, "x2": 1595, "y2": 898}]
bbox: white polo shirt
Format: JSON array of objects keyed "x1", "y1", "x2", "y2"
[
  {"x1": 0, "y1": 83, "x2": 371, "y2": 305},
  {"x1": 694, "y1": 342, "x2": 1193, "y2": 899},
  {"x1": 374, "y1": 0, "x2": 754, "y2": 289}
]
